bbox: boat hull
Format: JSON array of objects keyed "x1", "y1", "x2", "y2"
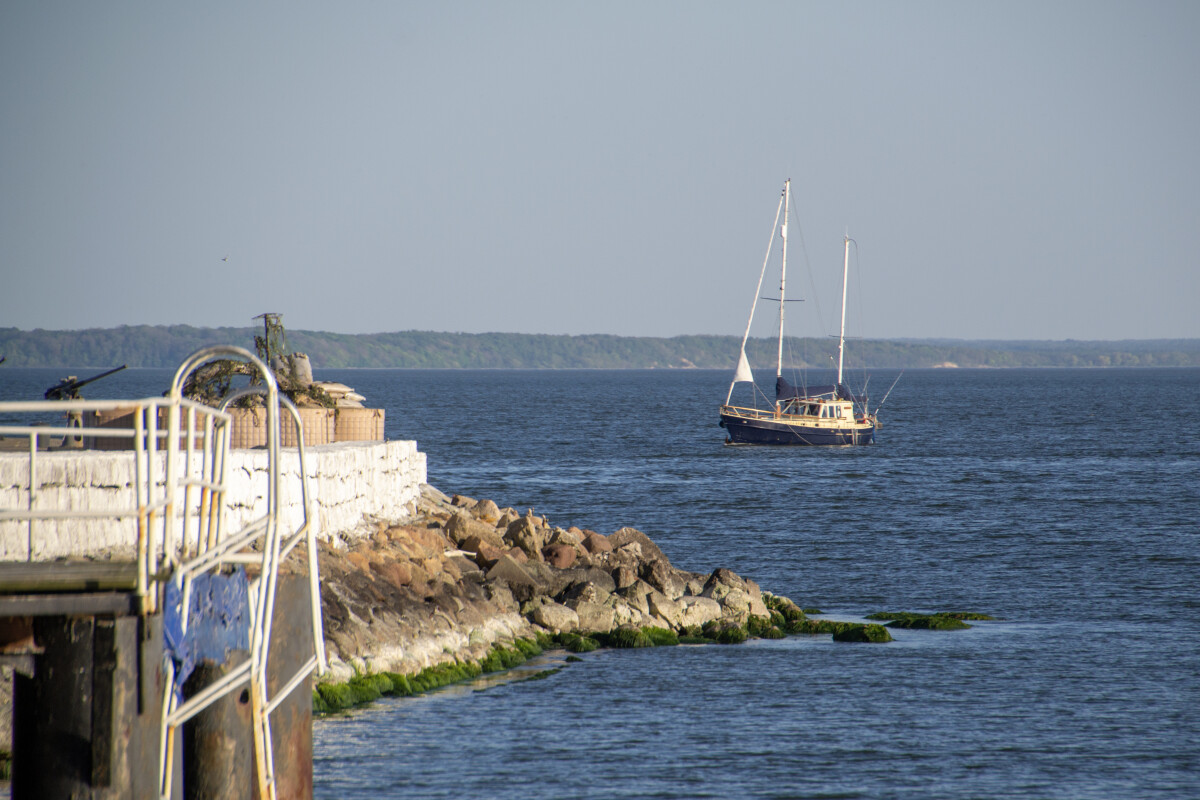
[{"x1": 719, "y1": 411, "x2": 874, "y2": 446}]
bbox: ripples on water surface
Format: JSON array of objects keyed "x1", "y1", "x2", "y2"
[
  {"x1": 6, "y1": 367, "x2": 1195, "y2": 796},
  {"x1": 307, "y1": 367, "x2": 1199, "y2": 798}
]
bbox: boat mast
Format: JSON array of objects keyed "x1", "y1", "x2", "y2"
[
  {"x1": 837, "y1": 234, "x2": 850, "y2": 387},
  {"x1": 777, "y1": 180, "x2": 790, "y2": 380},
  {"x1": 724, "y1": 185, "x2": 785, "y2": 406}
]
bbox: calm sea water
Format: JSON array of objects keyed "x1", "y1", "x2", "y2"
[{"x1": 3, "y1": 366, "x2": 1197, "y2": 797}]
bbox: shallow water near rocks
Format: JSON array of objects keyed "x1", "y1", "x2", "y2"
[{"x1": 5, "y1": 367, "x2": 1196, "y2": 797}]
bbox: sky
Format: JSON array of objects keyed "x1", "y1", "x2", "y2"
[{"x1": 1, "y1": 2, "x2": 1197, "y2": 341}]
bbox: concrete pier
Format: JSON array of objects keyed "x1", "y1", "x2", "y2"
[
  {"x1": 0, "y1": 440, "x2": 427, "y2": 559},
  {"x1": 1, "y1": 438, "x2": 427, "y2": 797}
]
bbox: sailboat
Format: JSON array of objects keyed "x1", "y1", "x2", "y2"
[{"x1": 718, "y1": 179, "x2": 878, "y2": 446}]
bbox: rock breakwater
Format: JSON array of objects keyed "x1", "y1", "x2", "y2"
[{"x1": 316, "y1": 484, "x2": 893, "y2": 707}]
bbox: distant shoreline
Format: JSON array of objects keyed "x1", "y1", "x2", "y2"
[{"x1": 2, "y1": 326, "x2": 1198, "y2": 370}]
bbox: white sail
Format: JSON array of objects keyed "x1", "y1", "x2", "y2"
[
  {"x1": 724, "y1": 186, "x2": 786, "y2": 407},
  {"x1": 732, "y1": 348, "x2": 754, "y2": 383}
]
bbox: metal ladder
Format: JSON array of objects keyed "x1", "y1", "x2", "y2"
[{"x1": 156, "y1": 346, "x2": 327, "y2": 799}]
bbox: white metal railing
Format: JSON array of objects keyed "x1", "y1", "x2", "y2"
[{"x1": 0, "y1": 346, "x2": 326, "y2": 800}]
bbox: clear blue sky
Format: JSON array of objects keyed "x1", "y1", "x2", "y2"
[{"x1": 2, "y1": 2, "x2": 1197, "y2": 341}]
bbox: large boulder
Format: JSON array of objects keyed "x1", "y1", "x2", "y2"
[
  {"x1": 611, "y1": 563, "x2": 638, "y2": 591},
  {"x1": 529, "y1": 602, "x2": 579, "y2": 633},
  {"x1": 646, "y1": 589, "x2": 684, "y2": 629},
  {"x1": 617, "y1": 580, "x2": 653, "y2": 615},
  {"x1": 557, "y1": 566, "x2": 617, "y2": 596},
  {"x1": 549, "y1": 527, "x2": 582, "y2": 547},
  {"x1": 581, "y1": 531, "x2": 612, "y2": 554},
  {"x1": 570, "y1": 601, "x2": 616, "y2": 634},
  {"x1": 472, "y1": 498, "x2": 502, "y2": 524},
  {"x1": 700, "y1": 568, "x2": 769, "y2": 618},
  {"x1": 485, "y1": 554, "x2": 539, "y2": 603},
  {"x1": 504, "y1": 514, "x2": 547, "y2": 561},
  {"x1": 521, "y1": 559, "x2": 574, "y2": 599},
  {"x1": 607, "y1": 527, "x2": 668, "y2": 565},
  {"x1": 559, "y1": 580, "x2": 613, "y2": 610},
  {"x1": 641, "y1": 559, "x2": 688, "y2": 600},
  {"x1": 607, "y1": 597, "x2": 644, "y2": 628},
  {"x1": 543, "y1": 543, "x2": 577, "y2": 569},
  {"x1": 678, "y1": 596, "x2": 723, "y2": 628},
  {"x1": 470, "y1": 539, "x2": 506, "y2": 569},
  {"x1": 548, "y1": 528, "x2": 590, "y2": 564},
  {"x1": 446, "y1": 512, "x2": 502, "y2": 549}
]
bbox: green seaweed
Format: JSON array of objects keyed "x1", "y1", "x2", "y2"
[
  {"x1": 565, "y1": 655, "x2": 583, "y2": 663},
  {"x1": 525, "y1": 667, "x2": 563, "y2": 681},
  {"x1": 514, "y1": 637, "x2": 543, "y2": 658},
  {"x1": 763, "y1": 594, "x2": 808, "y2": 624},
  {"x1": 868, "y1": 610, "x2": 992, "y2": 626},
  {"x1": 315, "y1": 644, "x2": 511, "y2": 714},
  {"x1": 698, "y1": 621, "x2": 748, "y2": 645},
  {"x1": 746, "y1": 615, "x2": 773, "y2": 638},
  {"x1": 598, "y1": 627, "x2": 655, "y2": 649},
  {"x1": 831, "y1": 624, "x2": 893, "y2": 643},
  {"x1": 480, "y1": 644, "x2": 529, "y2": 673},
  {"x1": 643, "y1": 626, "x2": 680, "y2": 647},
  {"x1": 678, "y1": 635, "x2": 710, "y2": 645},
  {"x1": 556, "y1": 632, "x2": 600, "y2": 653},
  {"x1": 886, "y1": 615, "x2": 971, "y2": 631}
]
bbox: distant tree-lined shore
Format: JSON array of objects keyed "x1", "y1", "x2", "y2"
[{"x1": 1, "y1": 326, "x2": 1197, "y2": 370}]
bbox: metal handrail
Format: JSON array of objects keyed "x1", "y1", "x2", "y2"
[{"x1": 0, "y1": 346, "x2": 325, "y2": 800}]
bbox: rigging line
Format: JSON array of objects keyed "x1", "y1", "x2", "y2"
[
  {"x1": 850, "y1": 235, "x2": 868, "y2": 362},
  {"x1": 790, "y1": 196, "x2": 827, "y2": 340},
  {"x1": 727, "y1": 189, "x2": 785, "y2": 406},
  {"x1": 875, "y1": 371, "x2": 904, "y2": 415}
]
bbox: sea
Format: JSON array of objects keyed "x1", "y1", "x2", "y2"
[{"x1": 2, "y1": 366, "x2": 1197, "y2": 798}]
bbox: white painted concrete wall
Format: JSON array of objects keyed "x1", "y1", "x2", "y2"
[{"x1": 0, "y1": 441, "x2": 426, "y2": 560}]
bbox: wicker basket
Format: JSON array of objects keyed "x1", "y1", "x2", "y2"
[{"x1": 334, "y1": 407, "x2": 385, "y2": 442}]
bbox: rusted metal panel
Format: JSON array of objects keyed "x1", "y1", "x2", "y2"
[
  {"x1": 182, "y1": 653, "x2": 254, "y2": 800},
  {"x1": 264, "y1": 574, "x2": 315, "y2": 800},
  {"x1": 10, "y1": 613, "x2": 165, "y2": 799}
]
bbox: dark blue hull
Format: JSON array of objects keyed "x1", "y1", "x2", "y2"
[{"x1": 719, "y1": 412, "x2": 874, "y2": 446}]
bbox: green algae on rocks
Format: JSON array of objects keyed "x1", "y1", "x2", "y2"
[
  {"x1": 867, "y1": 611, "x2": 994, "y2": 630},
  {"x1": 315, "y1": 636, "x2": 545, "y2": 714},
  {"x1": 831, "y1": 623, "x2": 893, "y2": 643}
]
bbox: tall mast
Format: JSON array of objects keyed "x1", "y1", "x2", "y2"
[
  {"x1": 724, "y1": 188, "x2": 784, "y2": 406},
  {"x1": 777, "y1": 180, "x2": 790, "y2": 379},
  {"x1": 837, "y1": 234, "x2": 850, "y2": 386}
]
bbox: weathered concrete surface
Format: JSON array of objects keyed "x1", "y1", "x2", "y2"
[{"x1": 0, "y1": 440, "x2": 426, "y2": 559}]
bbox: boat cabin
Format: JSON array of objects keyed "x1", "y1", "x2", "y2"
[{"x1": 779, "y1": 398, "x2": 856, "y2": 420}]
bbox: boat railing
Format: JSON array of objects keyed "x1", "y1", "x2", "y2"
[{"x1": 720, "y1": 403, "x2": 786, "y2": 420}]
